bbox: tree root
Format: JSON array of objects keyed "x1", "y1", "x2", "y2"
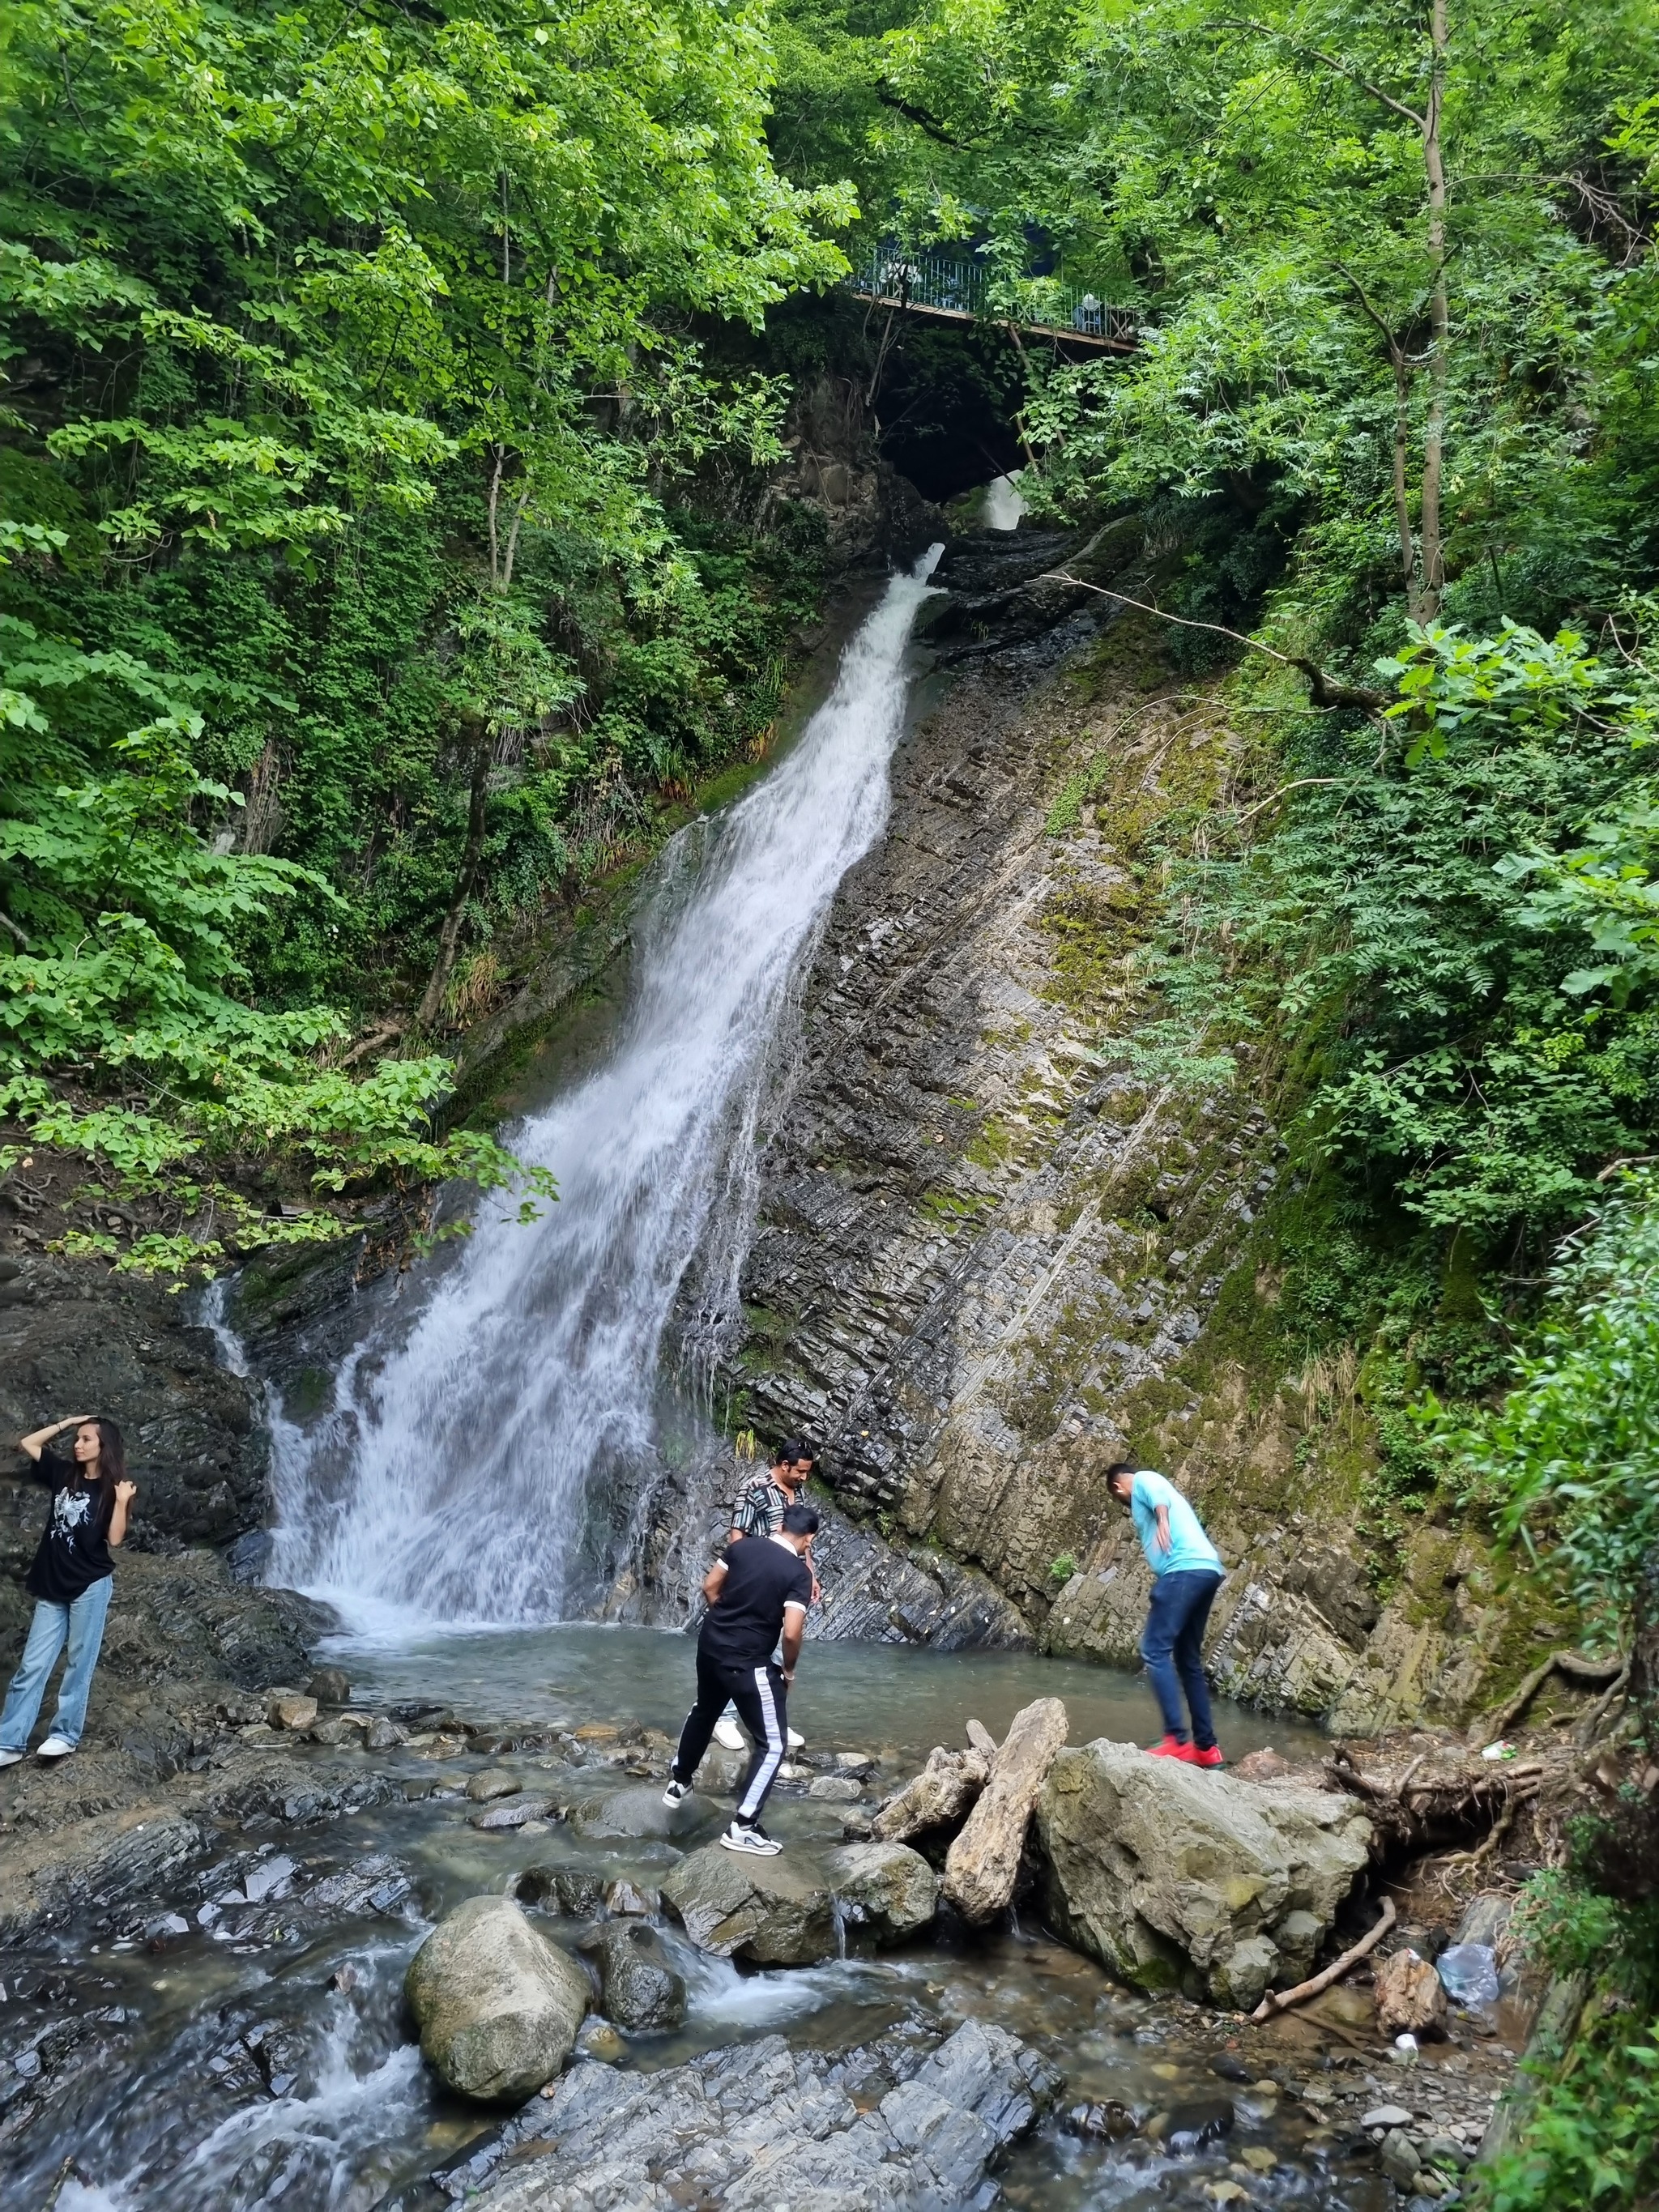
[{"x1": 1470, "y1": 1649, "x2": 1626, "y2": 1748}]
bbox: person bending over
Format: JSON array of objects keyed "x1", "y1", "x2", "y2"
[
  {"x1": 663, "y1": 1499, "x2": 818, "y2": 1855},
  {"x1": 1, "y1": 1414, "x2": 138, "y2": 1767},
  {"x1": 1105, "y1": 1459, "x2": 1226, "y2": 1767},
  {"x1": 714, "y1": 1438, "x2": 818, "y2": 1753}
]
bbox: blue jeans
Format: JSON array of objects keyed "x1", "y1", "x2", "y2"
[
  {"x1": 1141, "y1": 1569, "x2": 1223, "y2": 1749},
  {"x1": 0, "y1": 1577, "x2": 114, "y2": 1752}
]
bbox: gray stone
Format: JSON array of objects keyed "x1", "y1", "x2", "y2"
[
  {"x1": 1036, "y1": 1737, "x2": 1372, "y2": 2005},
  {"x1": 578, "y1": 1921, "x2": 686, "y2": 2031},
  {"x1": 469, "y1": 1796, "x2": 555, "y2": 1832},
  {"x1": 603, "y1": 1878, "x2": 659, "y2": 1917},
  {"x1": 1380, "y1": 2128, "x2": 1422, "y2": 2187},
  {"x1": 824, "y1": 1840, "x2": 939, "y2": 1944},
  {"x1": 1362, "y1": 2104, "x2": 1416, "y2": 2130},
  {"x1": 661, "y1": 1843, "x2": 836, "y2": 1965},
  {"x1": 454, "y1": 2017, "x2": 1060, "y2": 2211},
  {"x1": 570, "y1": 1784, "x2": 713, "y2": 1843},
  {"x1": 305, "y1": 1667, "x2": 351, "y2": 1706},
  {"x1": 467, "y1": 1768, "x2": 523, "y2": 1803},
  {"x1": 807, "y1": 1773, "x2": 863, "y2": 1801},
  {"x1": 404, "y1": 1896, "x2": 590, "y2": 2102}
]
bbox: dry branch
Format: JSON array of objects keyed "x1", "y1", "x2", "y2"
[{"x1": 1250, "y1": 1896, "x2": 1397, "y2": 2022}]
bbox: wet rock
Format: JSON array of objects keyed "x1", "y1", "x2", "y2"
[
  {"x1": 578, "y1": 1921, "x2": 687, "y2": 2031},
  {"x1": 365, "y1": 1715, "x2": 405, "y2": 1750},
  {"x1": 807, "y1": 1773, "x2": 863, "y2": 1801},
  {"x1": 574, "y1": 2017, "x2": 626, "y2": 2063},
  {"x1": 1380, "y1": 2127, "x2": 1422, "y2": 2187},
  {"x1": 1375, "y1": 1950, "x2": 1448, "y2": 2039},
  {"x1": 1147, "y1": 2095, "x2": 1233, "y2": 2148},
  {"x1": 299, "y1": 1853, "x2": 412, "y2": 1917},
  {"x1": 825, "y1": 1839, "x2": 939, "y2": 1944},
  {"x1": 305, "y1": 1667, "x2": 351, "y2": 1706},
  {"x1": 266, "y1": 1690, "x2": 318, "y2": 1733},
  {"x1": 467, "y1": 1768, "x2": 523, "y2": 1803},
  {"x1": 691, "y1": 1741, "x2": 750, "y2": 1795},
  {"x1": 942, "y1": 1694, "x2": 1067, "y2": 1924},
  {"x1": 836, "y1": 1751, "x2": 874, "y2": 1774},
  {"x1": 870, "y1": 1745, "x2": 987, "y2": 1844},
  {"x1": 405, "y1": 1896, "x2": 590, "y2": 2102},
  {"x1": 603, "y1": 1878, "x2": 659, "y2": 1917},
  {"x1": 469, "y1": 1796, "x2": 556, "y2": 1832},
  {"x1": 569, "y1": 1783, "x2": 712, "y2": 1843},
  {"x1": 1037, "y1": 1737, "x2": 1372, "y2": 2007},
  {"x1": 661, "y1": 1843, "x2": 837, "y2": 1965},
  {"x1": 454, "y1": 2017, "x2": 1058, "y2": 2211},
  {"x1": 1066, "y1": 2099, "x2": 1137, "y2": 2139}
]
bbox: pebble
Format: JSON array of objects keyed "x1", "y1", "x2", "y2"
[
  {"x1": 465, "y1": 1767, "x2": 522, "y2": 1803},
  {"x1": 1362, "y1": 2103, "x2": 1415, "y2": 2129}
]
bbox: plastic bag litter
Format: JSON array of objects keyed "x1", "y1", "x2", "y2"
[{"x1": 1438, "y1": 1942, "x2": 1501, "y2": 2009}]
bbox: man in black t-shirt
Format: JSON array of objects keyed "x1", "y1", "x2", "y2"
[{"x1": 663, "y1": 1500, "x2": 817, "y2": 1855}]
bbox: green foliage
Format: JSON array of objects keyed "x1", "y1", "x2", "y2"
[
  {"x1": 1048, "y1": 1550, "x2": 1077, "y2": 1581},
  {"x1": 0, "y1": 0, "x2": 851, "y2": 1264},
  {"x1": 1475, "y1": 2007, "x2": 1659, "y2": 2212},
  {"x1": 1446, "y1": 1171, "x2": 1659, "y2": 1639}
]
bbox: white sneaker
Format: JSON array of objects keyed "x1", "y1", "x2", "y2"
[
  {"x1": 0, "y1": 1749, "x2": 23, "y2": 1768},
  {"x1": 720, "y1": 1819, "x2": 782, "y2": 1856},
  {"x1": 661, "y1": 1777, "x2": 691, "y2": 1807},
  {"x1": 787, "y1": 1728, "x2": 804, "y2": 1750},
  {"x1": 713, "y1": 1718, "x2": 745, "y2": 1752},
  {"x1": 36, "y1": 1736, "x2": 75, "y2": 1760}
]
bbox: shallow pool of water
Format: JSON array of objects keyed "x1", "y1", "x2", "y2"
[{"x1": 323, "y1": 1623, "x2": 1331, "y2": 1766}]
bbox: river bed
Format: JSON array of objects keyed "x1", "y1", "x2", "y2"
[{"x1": 3, "y1": 1630, "x2": 1495, "y2": 2212}]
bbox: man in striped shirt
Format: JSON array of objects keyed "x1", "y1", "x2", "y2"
[{"x1": 714, "y1": 1438, "x2": 817, "y2": 1752}]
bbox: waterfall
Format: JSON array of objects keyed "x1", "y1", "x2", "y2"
[
  {"x1": 982, "y1": 472, "x2": 1026, "y2": 531},
  {"x1": 267, "y1": 548, "x2": 944, "y2": 1630}
]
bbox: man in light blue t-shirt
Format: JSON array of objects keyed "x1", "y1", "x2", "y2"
[{"x1": 1106, "y1": 1460, "x2": 1226, "y2": 1767}]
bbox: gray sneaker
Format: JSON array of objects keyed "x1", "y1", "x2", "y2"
[{"x1": 661, "y1": 1777, "x2": 691, "y2": 1808}]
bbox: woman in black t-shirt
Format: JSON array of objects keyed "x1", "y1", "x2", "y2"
[{"x1": 0, "y1": 1413, "x2": 137, "y2": 1766}]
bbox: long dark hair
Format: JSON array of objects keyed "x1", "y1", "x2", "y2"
[{"x1": 78, "y1": 1417, "x2": 125, "y2": 1532}]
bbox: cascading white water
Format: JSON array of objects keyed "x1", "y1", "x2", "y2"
[
  {"x1": 982, "y1": 472, "x2": 1026, "y2": 531},
  {"x1": 268, "y1": 548, "x2": 944, "y2": 1630}
]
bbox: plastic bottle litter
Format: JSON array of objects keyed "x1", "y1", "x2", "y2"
[
  {"x1": 1480, "y1": 1739, "x2": 1517, "y2": 1761},
  {"x1": 1438, "y1": 1942, "x2": 1502, "y2": 2009}
]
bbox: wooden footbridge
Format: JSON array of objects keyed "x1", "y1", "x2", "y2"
[{"x1": 845, "y1": 250, "x2": 1139, "y2": 352}]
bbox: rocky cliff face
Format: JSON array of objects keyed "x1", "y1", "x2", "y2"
[{"x1": 719, "y1": 520, "x2": 1514, "y2": 1735}]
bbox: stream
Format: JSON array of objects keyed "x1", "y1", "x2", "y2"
[{"x1": 5, "y1": 543, "x2": 1473, "y2": 2211}]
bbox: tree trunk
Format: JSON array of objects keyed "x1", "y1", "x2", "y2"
[
  {"x1": 1418, "y1": 0, "x2": 1450, "y2": 620},
  {"x1": 417, "y1": 741, "x2": 490, "y2": 1031}
]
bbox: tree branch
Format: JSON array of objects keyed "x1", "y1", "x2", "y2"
[
  {"x1": 1250, "y1": 1897, "x2": 1397, "y2": 2022},
  {"x1": 1214, "y1": 19, "x2": 1426, "y2": 129},
  {"x1": 873, "y1": 87, "x2": 965, "y2": 148},
  {"x1": 1046, "y1": 573, "x2": 1389, "y2": 716}
]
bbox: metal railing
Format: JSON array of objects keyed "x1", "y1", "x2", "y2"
[{"x1": 845, "y1": 249, "x2": 1140, "y2": 346}]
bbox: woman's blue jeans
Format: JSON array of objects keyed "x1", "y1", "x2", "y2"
[
  {"x1": 1141, "y1": 1569, "x2": 1223, "y2": 1749},
  {"x1": 0, "y1": 1577, "x2": 114, "y2": 1752}
]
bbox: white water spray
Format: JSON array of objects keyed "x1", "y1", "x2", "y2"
[{"x1": 269, "y1": 549, "x2": 943, "y2": 1628}]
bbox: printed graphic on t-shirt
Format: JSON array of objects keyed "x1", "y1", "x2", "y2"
[{"x1": 53, "y1": 1486, "x2": 94, "y2": 1544}]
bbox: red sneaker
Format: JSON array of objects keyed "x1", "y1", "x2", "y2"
[
  {"x1": 1145, "y1": 1735, "x2": 1196, "y2": 1760},
  {"x1": 1189, "y1": 1744, "x2": 1226, "y2": 1769}
]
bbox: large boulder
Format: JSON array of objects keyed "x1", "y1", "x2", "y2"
[
  {"x1": 405, "y1": 1896, "x2": 591, "y2": 2101},
  {"x1": 578, "y1": 1921, "x2": 686, "y2": 2031},
  {"x1": 824, "y1": 1841, "x2": 939, "y2": 1945},
  {"x1": 661, "y1": 1844, "x2": 837, "y2": 1966},
  {"x1": 1037, "y1": 1739, "x2": 1373, "y2": 2010},
  {"x1": 942, "y1": 1697, "x2": 1068, "y2": 1923}
]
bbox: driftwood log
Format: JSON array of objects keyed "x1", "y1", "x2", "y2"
[
  {"x1": 1250, "y1": 1897, "x2": 1396, "y2": 2023},
  {"x1": 941, "y1": 1698, "x2": 1068, "y2": 1924},
  {"x1": 871, "y1": 1745, "x2": 988, "y2": 1844}
]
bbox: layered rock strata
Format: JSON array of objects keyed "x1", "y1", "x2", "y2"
[{"x1": 718, "y1": 521, "x2": 1518, "y2": 1730}]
